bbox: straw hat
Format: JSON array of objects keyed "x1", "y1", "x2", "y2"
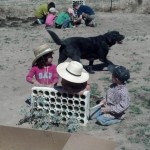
[
  {"x1": 32, "y1": 43, "x2": 56, "y2": 65},
  {"x1": 57, "y1": 61, "x2": 89, "y2": 83}
]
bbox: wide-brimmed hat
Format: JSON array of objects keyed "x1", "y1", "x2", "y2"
[
  {"x1": 32, "y1": 43, "x2": 56, "y2": 65},
  {"x1": 57, "y1": 61, "x2": 89, "y2": 83},
  {"x1": 49, "y1": 7, "x2": 58, "y2": 13},
  {"x1": 108, "y1": 64, "x2": 130, "y2": 83}
]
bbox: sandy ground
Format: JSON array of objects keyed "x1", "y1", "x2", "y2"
[{"x1": 0, "y1": 10, "x2": 150, "y2": 150}]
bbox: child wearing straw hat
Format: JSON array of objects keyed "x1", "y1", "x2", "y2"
[
  {"x1": 56, "y1": 61, "x2": 90, "y2": 95},
  {"x1": 26, "y1": 44, "x2": 58, "y2": 87}
]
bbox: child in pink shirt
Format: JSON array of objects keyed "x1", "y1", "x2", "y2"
[
  {"x1": 45, "y1": 7, "x2": 57, "y2": 27},
  {"x1": 26, "y1": 44, "x2": 59, "y2": 87}
]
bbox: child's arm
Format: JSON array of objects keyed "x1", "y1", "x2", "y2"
[
  {"x1": 102, "y1": 93, "x2": 130, "y2": 114},
  {"x1": 26, "y1": 67, "x2": 40, "y2": 86}
]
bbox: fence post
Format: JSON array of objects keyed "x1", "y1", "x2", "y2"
[{"x1": 110, "y1": 0, "x2": 112, "y2": 12}]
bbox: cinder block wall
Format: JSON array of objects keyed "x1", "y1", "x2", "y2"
[{"x1": 31, "y1": 86, "x2": 90, "y2": 126}]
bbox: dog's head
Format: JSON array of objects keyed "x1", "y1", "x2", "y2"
[{"x1": 104, "y1": 31, "x2": 125, "y2": 47}]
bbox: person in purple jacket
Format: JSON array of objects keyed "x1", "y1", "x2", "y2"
[
  {"x1": 90, "y1": 64, "x2": 130, "y2": 126},
  {"x1": 26, "y1": 44, "x2": 58, "y2": 87},
  {"x1": 73, "y1": 2, "x2": 96, "y2": 27}
]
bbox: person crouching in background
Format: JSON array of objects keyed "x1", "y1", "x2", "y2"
[
  {"x1": 45, "y1": 7, "x2": 58, "y2": 28},
  {"x1": 55, "y1": 8, "x2": 75, "y2": 29},
  {"x1": 31, "y1": 2, "x2": 55, "y2": 26}
]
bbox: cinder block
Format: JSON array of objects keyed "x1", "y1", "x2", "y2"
[
  {"x1": 72, "y1": 0, "x2": 86, "y2": 6},
  {"x1": 31, "y1": 86, "x2": 90, "y2": 126}
]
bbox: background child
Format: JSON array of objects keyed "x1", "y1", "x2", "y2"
[
  {"x1": 56, "y1": 61, "x2": 90, "y2": 95},
  {"x1": 55, "y1": 8, "x2": 75, "y2": 29},
  {"x1": 32, "y1": 2, "x2": 55, "y2": 25},
  {"x1": 73, "y1": 2, "x2": 95, "y2": 27},
  {"x1": 45, "y1": 7, "x2": 58, "y2": 28},
  {"x1": 90, "y1": 64, "x2": 130, "y2": 126},
  {"x1": 26, "y1": 44, "x2": 58, "y2": 87}
]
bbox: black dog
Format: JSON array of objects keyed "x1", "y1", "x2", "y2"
[{"x1": 47, "y1": 30, "x2": 125, "y2": 73}]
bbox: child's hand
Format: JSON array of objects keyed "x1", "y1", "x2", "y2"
[
  {"x1": 101, "y1": 106, "x2": 109, "y2": 113},
  {"x1": 33, "y1": 80, "x2": 41, "y2": 86},
  {"x1": 99, "y1": 99, "x2": 106, "y2": 106}
]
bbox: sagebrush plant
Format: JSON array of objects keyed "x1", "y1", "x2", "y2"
[
  {"x1": 18, "y1": 105, "x2": 79, "y2": 131},
  {"x1": 18, "y1": 95, "x2": 79, "y2": 132},
  {"x1": 67, "y1": 117, "x2": 79, "y2": 133}
]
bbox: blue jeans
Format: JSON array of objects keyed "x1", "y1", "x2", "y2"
[
  {"x1": 90, "y1": 107, "x2": 121, "y2": 126},
  {"x1": 62, "y1": 19, "x2": 71, "y2": 28}
]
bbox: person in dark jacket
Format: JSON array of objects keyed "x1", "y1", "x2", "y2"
[{"x1": 73, "y1": 2, "x2": 96, "y2": 27}]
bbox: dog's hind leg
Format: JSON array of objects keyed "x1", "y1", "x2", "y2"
[
  {"x1": 88, "y1": 61, "x2": 95, "y2": 74},
  {"x1": 88, "y1": 59, "x2": 95, "y2": 74}
]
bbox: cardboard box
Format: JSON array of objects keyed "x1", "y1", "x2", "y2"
[{"x1": 0, "y1": 125, "x2": 115, "y2": 150}]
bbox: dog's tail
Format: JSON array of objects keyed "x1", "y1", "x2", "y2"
[{"x1": 47, "y1": 30, "x2": 63, "y2": 45}]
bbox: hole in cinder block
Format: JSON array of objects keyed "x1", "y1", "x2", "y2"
[
  {"x1": 45, "y1": 103, "x2": 49, "y2": 107},
  {"x1": 74, "y1": 112, "x2": 79, "y2": 117},
  {"x1": 62, "y1": 99, "x2": 67, "y2": 104},
  {"x1": 80, "y1": 107, "x2": 85, "y2": 112},
  {"x1": 34, "y1": 102, "x2": 37, "y2": 107},
  {"x1": 45, "y1": 91, "x2": 49, "y2": 96},
  {"x1": 32, "y1": 108, "x2": 38, "y2": 111},
  {"x1": 50, "y1": 110, "x2": 55, "y2": 114},
  {"x1": 38, "y1": 90, "x2": 43, "y2": 95},
  {"x1": 33, "y1": 90, "x2": 38, "y2": 95},
  {"x1": 62, "y1": 111, "x2": 67, "y2": 116},
  {"x1": 38, "y1": 108, "x2": 43, "y2": 111},
  {"x1": 56, "y1": 104, "x2": 61, "y2": 109},
  {"x1": 56, "y1": 98, "x2": 61, "y2": 103},
  {"x1": 68, "y1": 111, "x2": 73, "y2": 116},
  {"x1": 74, "y1": 106, "x2": 79, "y2": 111},
  {"x1": 62, "y1": 105, "x2": 67, "y2": 110},
  {"x1": 50, "y1": 91, "x2": 55, "y2": 96},
  {"x1": 68, "y1": 99, "x2": 73, "y2": 105},
  {"x1": 80, "y1": 95, "x2": 86, "y2": 99},
  {"x1": 62, "y1": 117, "x2": 67, "y2": 122},
  {"x1": 80, "y1": 101, "x2": 85, "y2": 106},
  {"x1": 80, "y1": 119, "x2": 84, "y2": 124},
  {"x1": 62, "y1": 93, "x2": 67, "y2": 98},
  {"x1": 45, "y1": 109, "x2": 49, "y2": 113},
  {"x1": 50, "y1": 104, "x2": 55, "y2": 108},
  {"x1": 74, "y1": 100, "x2": 79, "y2": 105},
  {"x1": 80, "y1": 113, "x2": 85, "y2": 118},
  {"x1": 39, "y1": 102, "x2": 44, "y2": 107},
  {"x1": 56, "y1": 92, "x2": 61, "y2": 97},
  {"x1": 45, "y1": 97, "x2": 50, "y2": 102},
  {"x1": 50, "y1": 98, "x2": 55, "y2": 103},
  {"x1": 68, "y1": 106, "x2": 73, "y2": 111}
]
